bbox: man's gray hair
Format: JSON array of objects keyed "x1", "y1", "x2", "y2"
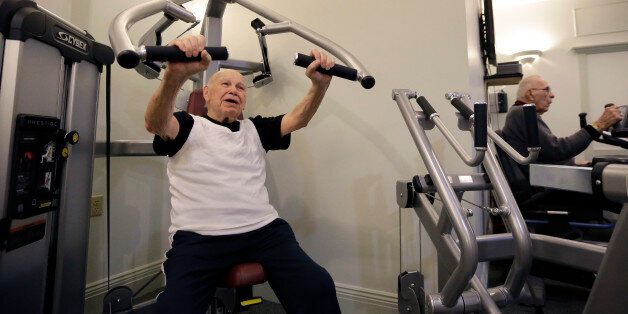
[{"x1": 516, "y1": 75, "x2": 542, "y2": 100}]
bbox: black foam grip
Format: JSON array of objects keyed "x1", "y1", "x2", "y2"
[
  {"x1": 473, "y1": 103, "x2": 488, "y2": 148},
  {"x1": 293, "y1": 53, "x2": 358, "y2": 82},
  {"x1": 579, "y1": 113, "x2": 588, "y2": 128},
  {"x1": 523, "y1": 104, "x2": 540, "y2": 147},
  {"x1": 251, "y1": 18, "x2": 265, "y2": 30},
  {"x1": 144, "y1": 46, "x2": 229, "y2": 63},
  {"x1": 450, "y1": 97, "x2": 473, "y2": 119},
  {"x1": 416, "y1": 96, "x2": 437, "y2": 118}
]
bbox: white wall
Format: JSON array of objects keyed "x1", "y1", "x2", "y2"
[
  {"x1": 492, "y1": 0, "x2": 628, "y2": 160},
  {"x1": 33, "y1": 0, "x2": 487, "y2": 312}
]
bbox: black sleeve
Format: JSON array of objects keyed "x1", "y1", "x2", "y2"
[
  {"x1": 153, "y1": 111, "x2": 194, "y2": 157},
  {"x1": 249, "y1": 114, "x2": 291, "y2": 151},
  {"x1": 584, "y1": 124, "x2": 601, "y2": 139}
]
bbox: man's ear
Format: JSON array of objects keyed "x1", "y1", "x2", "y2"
[
  {"x1": 202, "y1": 84, "x2": 210, "y2": 102},
  {"x1": 526, "y1": 90, "x2": 534, "y2": 102}
]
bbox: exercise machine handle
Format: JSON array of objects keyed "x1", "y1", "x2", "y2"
[
  {"x1": 145, "y1": 45, "x2": 228, "y2": 63},
  {"x1": 117, "y1": 46, "x2": 229, "y2": 69},
  {"x1": 413, "y1": 93, "x2": 485, "y2": 166},
  {"x1": 451, "y1": 97, "x2": 474, "y2": 119},
  {"x1": 579, "y1": 112, "x2": 588, "y2": 128},
  {"x1": 523, "y1": 104, "x2": 540, "y2": 148},
  {"x1": 474, "y1": 102, "x2": 488, "y2": 149},
  {"x1": 293, "y1": 53, "x2": 375, "y2": 89},
  {"x1": 415, "y1": 96, "x2": 437, "y2": 118}
]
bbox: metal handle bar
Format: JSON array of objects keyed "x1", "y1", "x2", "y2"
[
  {"x1": 489, "y1": 129, "x2": 540, "y2": 165},
  {"x1": 109, "y1": 0, "x2": 198, "y2": 69},
  {"x1": 109, "y1": 0, "x2": 375, "y2": 88},
  {"x1": 234, "y1": 0, "x2": 374, "y2": 89},
  {"x1": 445, "y1": 93, "x2": 540, "y2": 165},
  {"x1": 414, "y1": 95, "x2": 487, "y2": 167},
  {"x1": 293, "y1": 53, "x2": 371, "y2": 87},
  {"x1": 444, "y1": 94, "x2": 489, "y2": 150}
]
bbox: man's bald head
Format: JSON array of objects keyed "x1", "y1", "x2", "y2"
[
  {"x1": 516, "y1": 75, "x2": 543, "y2": 101},
  {"x1": 516, "y1": 75, "x2": 555, "y2": 114},
  {"x1": 206, "y1": 69, "x2": 245, "y2": 88}
]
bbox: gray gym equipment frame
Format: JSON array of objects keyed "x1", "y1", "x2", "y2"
[
  {"x1": 393, "y1": 89, "x2": 628, "y2": 313},
  {"x1": 103, "y1": 0, "x2": 373, "y2": 156},
  {"x1": 0, "y1": 0, "x2": 113, "y2": 313},
  {"x1": 109, "y1": 0, "x2": 373, "y2": 90}
]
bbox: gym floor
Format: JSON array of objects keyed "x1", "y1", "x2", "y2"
[
  {"x1": 251, "y1": 278, "x2": 590, "y2": 313},
  {"x1": 243, "y1": 283, "x2": 588, "y2": 314},
  {"x1": 136, "y1": 283, "x2": 587, "y2": 313}
]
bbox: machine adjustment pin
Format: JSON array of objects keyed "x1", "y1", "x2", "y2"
[{"x1": 65, "y1": 130, "x2": 80, "y2": 145}]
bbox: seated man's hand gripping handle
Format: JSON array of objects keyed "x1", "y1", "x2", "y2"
[
  {"x1": 293, "y1": 53, "x2": 375, "y2": 89},
  {"x1": 523, "y1": 104, "x2": 540, "y2": 148}
]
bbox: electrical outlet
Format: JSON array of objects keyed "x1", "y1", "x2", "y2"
[{"x1": 91, "y1": 195, "x2": 103, "y2": 217}]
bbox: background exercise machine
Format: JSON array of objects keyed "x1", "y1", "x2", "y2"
[{"x1": 393, "y1": 90, "x2": 628, "y2": 313}]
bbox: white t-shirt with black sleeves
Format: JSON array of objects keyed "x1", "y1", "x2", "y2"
[{"x1": 153, "y1": 111, "x2": 290, "y2": 238}]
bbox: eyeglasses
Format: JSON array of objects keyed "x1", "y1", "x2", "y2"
[{"x1": 530, "y1": 86, "x2": 551, "y2": 93}]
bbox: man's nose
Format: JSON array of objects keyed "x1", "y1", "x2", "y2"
[{"x1": 549, "y1": 92, "x2": 555, "y2": 98}]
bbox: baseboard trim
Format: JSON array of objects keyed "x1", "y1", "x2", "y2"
[
  {"x1": 335, "y1": 282, "x2": 397, "y2": 310},
  {"x1": 85, "y1": 260, "x2": 164, "y2": 299},
  {"x1": 85, "y1": 263, "x2": 399, "y2": 311}
]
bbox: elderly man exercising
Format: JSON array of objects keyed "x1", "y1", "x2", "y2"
[
  {"x1": 501, "y1": 75, "x2": 623, "y2": 216},
  {"x1": 503, "y1": 75, "x2": 622, "y2": 167},
  {"x1": 146, "y1": 34, "x2": 341, "y2": 314}
]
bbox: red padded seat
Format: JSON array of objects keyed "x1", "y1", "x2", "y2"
[{"x1": 221, "y1": 262, "x2": 267, "y2": 288}]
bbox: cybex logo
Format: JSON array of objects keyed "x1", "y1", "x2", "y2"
[{"x1": 55, "y1": 31, "x2": 87, "y2": 52}]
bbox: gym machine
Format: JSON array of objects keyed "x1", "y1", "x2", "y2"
[
  {"x1": 108, "y1": 0, "x2": 375, "y2": 89},
  {"x1": 103, "y1": 0, "x2": 374, "y2": 312},
  {"x1": 101, "y1": 0, "x2": 375, "y2": 157},
  {"x1": 0, "y1": 0, "x2": 114, "y2": 313},
  {"x1": 393, "y1": 90, "x2": 628, "y2": 313}
]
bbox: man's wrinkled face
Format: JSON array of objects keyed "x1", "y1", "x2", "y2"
[
  {"x1": 203, "y1": 70, "x2": 247, "y2": 122},
  {"x1": 527, "y1": 78, "x2": 555, "y2": 114}
]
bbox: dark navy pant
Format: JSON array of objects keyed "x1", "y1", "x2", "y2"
[{"x1": 156, "y1": 219, "x2": 340, "y2": 314}]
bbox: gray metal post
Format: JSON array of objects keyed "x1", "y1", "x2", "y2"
[{"x1": 393, "y1": 89, "x2": 479, "y2": 308}]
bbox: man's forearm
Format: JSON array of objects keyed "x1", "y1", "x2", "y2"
[
  {"x1": 283, "y1": 83, "x2": 329, "y2": 134},
  {"x1": 145, "y1": 73, "x2": 184, "y2": 135}
]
